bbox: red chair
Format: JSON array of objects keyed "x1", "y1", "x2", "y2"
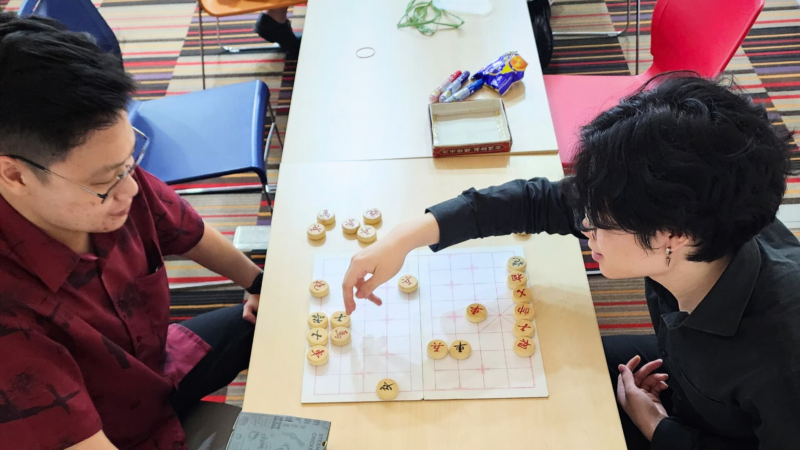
[{"x1": 544, "y1": 0, "x2": 765, "y2": 168}]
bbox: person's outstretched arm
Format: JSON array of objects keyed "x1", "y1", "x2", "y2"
[{"x1": 342, "y1": 177, "x2": 583, "y2": 314}]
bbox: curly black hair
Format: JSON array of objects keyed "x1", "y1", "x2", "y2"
[
  {"x1": 566, "y1": 73, "x2": 793, "y2": 262},
  {"x1": 0, "y1": 12, "x2": 136, "y2": 167}
]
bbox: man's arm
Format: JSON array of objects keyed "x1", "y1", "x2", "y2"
[
  {"x1": 67, "y1": 431, "x2": 118, "y2": 450},
  {"x1": 182, "y1": 223, "x2": 262, "y2": 289}
]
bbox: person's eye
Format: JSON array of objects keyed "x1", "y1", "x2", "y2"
[{"x1": 94, "y1": 173, "x2": 122, "y2": 187}]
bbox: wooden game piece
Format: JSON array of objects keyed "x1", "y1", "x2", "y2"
[
  {"x1": 307, "y1": 223, "x2": 326, "y2": 241},
  {"x1": 465, "y1": 303, "x2": 487, "y2": 323},
  {"x1": 427, "y1": 340, "x2": 448, "y2": 359},
  {"x1": 357, "y1": 225, "x2": 377, "y2": 243},
  {"x1": 398, "y1": 275, "x2": 418, "y2": 293},
  {"x1": 317, "y1": 209, "x2": 335, "y2": 225},
  {"x1": 307, "y1": 327, "x2": 329, "y2": 346},
  {"x1": 331, "y1": 311, "x2": 351, "y2": 328},
  {"x1": 376, "y1": 379, "x2": 399, "y2": 400},
  {"x1": 507, "y1": 271, "x2": 527, "y2": 288},
  {"x1": 513, "y1": 320, "x2": 535, "y2": 338},
  {"x1": 342, "y1": 218, "x2": 360, "y2": 234},
  {"x1": 507, "y1": 256, "x2": 527, "y2": 272},
  {"x1": 330, "y1": 327, "x2": 351, "y2": 346},
  {"x1": 309, "y1": 280, "x2": 330, "y2": 298},
  {"x1": 513, "y1": 337, "x2": 536, "y2": 357},
  {"x1": 364, "y1": 208, "x2": 383, "y2": 225},
  {"x1": 308, "y1": 312, "x2": 328, "y2": 329},
  {"x1": 363, "y1": 208, "x2": 382, "y2": 225},
  {"x1": 449, "y1": 340, "x2": 472, "y2": 360},
  {"x1": 511, "y1": 287, "x2": 532, "y2": 304},
  {"x1": 513, "y1": 303, "x2": 535, "y2": 321},
  {"x1": 307, "y1": 346, "x2": 329, "y2": 366}
]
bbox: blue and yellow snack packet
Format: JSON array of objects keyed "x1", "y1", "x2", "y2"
[{"x1": 473, "y1": 51, "x2": 529, "y2": 96}]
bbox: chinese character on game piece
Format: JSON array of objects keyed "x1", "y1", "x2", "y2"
[
  {"x1": 431, "y1": 342, "x2": 444, "y2": 352},
  {"x1": 311, "y1": 349, "x2": 325, "y2": 358},
  {"x1": 515, "y1": 289, "x2": 527, "y2": 297},
  {"x1": 517, "y1": 339, "x2": 531, "y2": 350},
  {"x1": 379, "y1": 382, "x2": 394, "y2": 391},
  {"x1": 455, "y1": 342, "x2": 467, "y2": 353},
  {"x1": 470, "y1": 305, "x2": 483, "y2": 315}
]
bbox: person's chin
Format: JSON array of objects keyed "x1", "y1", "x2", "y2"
[
  {"x1": 98, "y1": 214, "x2": 129, "y2": 233},
  {"x1": 597, "y1": 263, "x2": 619, "y2": 279}
]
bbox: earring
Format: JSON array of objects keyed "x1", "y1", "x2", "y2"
[{"x1": 666, "y1": 247, "x2": 672, "y2": 267}]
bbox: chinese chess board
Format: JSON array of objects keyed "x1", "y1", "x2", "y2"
[{"x1": 301, "y1": 246, "x2": 548, "y2": 403}]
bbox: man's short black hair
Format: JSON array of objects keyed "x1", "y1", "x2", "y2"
[
  {"x1": 567, "y1": 74, "x2": 793, "y2": 263},
  {"x1": 0, "y1": 12, "x2": 136, "y2": 168}
]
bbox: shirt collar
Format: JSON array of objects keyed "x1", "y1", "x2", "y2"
[
  {"x1": 0, "y1": 194, "x2": 81, "y2": 292},
  {"x1": 681, "y1": 238, "x2": 760, "y2": 337}
]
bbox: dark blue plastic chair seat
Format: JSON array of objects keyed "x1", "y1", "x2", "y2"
[{"x1": 128, "y1": 81, "x2": 268, "y2": 187}]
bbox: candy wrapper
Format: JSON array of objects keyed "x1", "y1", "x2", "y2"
[{"x1": 473, "y1": 51, "x2": 528, "y2": 96}]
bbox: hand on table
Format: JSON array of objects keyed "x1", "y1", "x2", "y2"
[
  {"x1": 243, "y1": 294, "x2": 260, "y2": 324},
  {"x1": 342, "y1": 237, "x2": 410, "y2": 315},
  {"x1": 616, "y1": 355, "x2": 670, "y2": 441}
]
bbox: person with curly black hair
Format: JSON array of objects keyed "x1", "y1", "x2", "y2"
[{"x1": 342, "y1": 74, "x2": 799, "y2": 450}]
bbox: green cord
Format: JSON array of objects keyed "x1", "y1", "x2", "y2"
[{"x1": 397, "y1": 0, "x2": 465, "y2": 36}]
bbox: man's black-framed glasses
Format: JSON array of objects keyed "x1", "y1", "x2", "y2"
[{"x1": 4, "y1": 127, "x2": 149, "y2": 204}]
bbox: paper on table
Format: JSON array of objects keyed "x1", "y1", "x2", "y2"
[
  {"x1": 301, "y1": 252, "x2": 424, "y2": 403},
  {"x1": 301, "y1": 246, "x2": 548, "y2": 403}
]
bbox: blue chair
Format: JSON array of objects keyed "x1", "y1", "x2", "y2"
[
  {"x1": 19, "y1": 0, "x2": 281, "y2": 203},
  {"x1": 19, "y1": 0, "x2": 122, "y2": 61}
]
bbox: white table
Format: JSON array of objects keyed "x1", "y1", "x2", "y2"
[
  {"x1": 246, "y1": 155, "x2": 626, "y2": 450},
  {"x1": 281, "y1": 0, "x2": 558, "y2": 163}
]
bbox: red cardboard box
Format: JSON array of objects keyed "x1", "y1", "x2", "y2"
[{"x1": 429, "y1": 98, "x2": 513, "y2": 157}]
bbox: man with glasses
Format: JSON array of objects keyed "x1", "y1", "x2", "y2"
[{"x1": 0, "y1": 13, "x2": 265, "y2": 450}]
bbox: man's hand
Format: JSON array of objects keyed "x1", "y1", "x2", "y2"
[
  {"x1": 616, "y1": 355, "x2": 670, "y2": 441},
  {"x1": 243, "y1": 294, "x2": 259, "y2": 324}
]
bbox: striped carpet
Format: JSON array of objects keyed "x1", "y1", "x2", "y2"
[{"x1": 2, "y1": 0, "x2": 799, "y2": 406}]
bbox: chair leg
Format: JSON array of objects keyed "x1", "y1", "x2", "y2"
[
  {"x1": 263, "y1": 115, "x2": 277, "y2": 209},
  {"x1": 553, "y1": 0, "x2": 632, "y2": 38},
  {"x1": 263, "y1": 183, "x2": 273, "y2": 208},
  {"x1": 215, "y1": 16, "x2": 224, "y2": 49},
  {"x1": 197, "y1": 6, "x2": 206, "y2": 90},
  {"x1": 268, "y1": 103, "x2": 284, "y2": 151}
]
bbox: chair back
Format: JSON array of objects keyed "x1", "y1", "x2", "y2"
[
  {"x1": 19, "y1": 0, "x2": 123, "y2": 62},
  {"x1": 649, "y1": 0, "x2": 764, "y2": 77}
]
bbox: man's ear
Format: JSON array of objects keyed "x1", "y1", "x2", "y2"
[
  {"x1": 652, "y1": 230, "x2": 691, "y2": 253},
  {"x1": 0, "y1": 156, "x2": 34, "y2": 195}
]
